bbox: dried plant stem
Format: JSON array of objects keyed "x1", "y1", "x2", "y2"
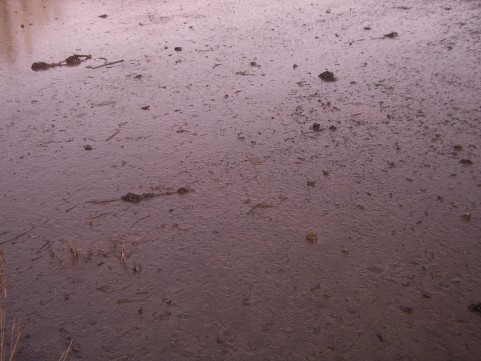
[{"x1": 58, "y1": 339, "x2": 73, "y2": 361}]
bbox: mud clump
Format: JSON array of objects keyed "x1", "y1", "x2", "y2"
[
  {"x1": 174, "y1": 47, "x2": 183, "y2": 52},
  {"x1": 83, "y1": 144, "x2": 93, "y2": 151},
  {"x1": 177, "y1": 187, "x2": 189, "y2": 195},
  {"x1": 319, "y1": 71, "x2": 336, "y2": 82},
  {"x1": 459, "y1": 159, "x2": 472, "y2": 165},
  {"x1": 31, "y1": 54, "x2": 92, "y2": 71},
  {"x1": 121, "y1": 192, "x2": 155, "y2": 204},
  {"x1": 312, "y1": 123, "x2": 321, "y2": 131},
  {"x1": 384, "y1": 32, "x2": 398, "y2": 39},
  {"x1": 468, "y1": 303, "x2": 481, "y2": 314}
]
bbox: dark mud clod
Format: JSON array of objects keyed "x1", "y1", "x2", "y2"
[
  {"x1": 459, "y1": 159, "x2": 472, "y2": 165},
  {"x1": 83, "y1": 145, "x2": 93, "y2": 151},
  {"x1": 364, "y1": 27, "x2": 371, "y2": 30},
  {"x1": 307, "y1": 181, "x2": 316, "y2": 187},
  {"x1": 31, "y1": 54, "x2": 92, "y2": 71},
  {"x1": 453, "y1": 145, "x2": 463, "y2": 152},
  {"x1": 312, "y1": 123, "x2": 321, "y2": 131},
  {"x1": 177, "y1": 187, "x2": 189, "y2": 195},
  {"x1": 174, "y1": 47, "x2": 183, "y2": 51},
  {"x1": 319, "y1": 71, "x2": 336, "y2": 82},
  {"x1": 141, "y1": 105, "x2": 150, "y2": 110},
  {"x1": 384, "y1": 32, "x2": 398, "y2": 39},
  {"x1": 329, "y1": 125, "x2": 337, "y2": 131},
  {"x1": 468, "y1": 303, "x2": 481, "y2": 314},
  {"x1": 398, "y1": 305, "x2": 413, "y2": 314},
  {"x1": 98, "y1": 14, "x2": 108, "y2": 19},
  {"x1": 293, "y1": 64, "x2": 298, "y2": 69}
]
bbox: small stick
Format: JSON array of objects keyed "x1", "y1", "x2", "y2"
[
  {"x1": 91, "y1": 60, "x2": 124, "y2": 69},
  {"x1": 106, "y1": 130, "x2": 120, "y2": 141},
  {"x1": 0, "y1": 226, "x2": 35, "y2": 245}
]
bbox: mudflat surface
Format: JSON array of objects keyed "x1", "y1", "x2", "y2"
[{"x1": 1, "y1": 0, "x2": 481, "y2": 360}]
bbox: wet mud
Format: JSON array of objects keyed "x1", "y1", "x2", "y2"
[{"x1": 1, "y1": 0, "x2": 481, "y2": 360}]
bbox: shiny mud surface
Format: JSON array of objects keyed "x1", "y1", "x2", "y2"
[{"x1": 1, "y1": 0, "x2": 481, "y2": 360}]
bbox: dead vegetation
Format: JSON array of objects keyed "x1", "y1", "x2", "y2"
[{"x1": 0, "y1": 250, "x2": 20, "y2": 361}]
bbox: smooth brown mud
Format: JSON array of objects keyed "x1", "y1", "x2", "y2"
[{"x1": 1, "y1": 0, "x2": 481, "y2": 360}]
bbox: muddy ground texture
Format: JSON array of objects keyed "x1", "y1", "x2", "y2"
[{"x1": 0, "y1": 0, "x2": 481, "y2": 360}]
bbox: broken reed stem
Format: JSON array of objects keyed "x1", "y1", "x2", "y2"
[
  {"x1": 0, "y1": 250, "x2": 20, "y2": 361},
  {"x1": 58, "y1": 339, "x2": 73, "y2": 361},
  {"x1": 7, "y1": 320, "x2": 19, "y2": 361}
]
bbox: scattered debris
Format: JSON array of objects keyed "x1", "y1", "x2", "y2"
[
  {"x1": 174, "y1": 47, "x2": 183, "y2": 51},
  {"x1": 98, "y1": 14, "x2": 108, "y2": 19},
  {"x1": 91, "y1": 59, "x2": 124, "y2": 70},
  {"x1": 306, "y1": 230, "x2": 318, "y2": 243},
  {"x1": 319, "y1": 71, "x2": 336, "y2": 82},
  {"x1": 461, "y1": 213, "x2": 472, "y2": 222},
  {"x1": 106, "y1": 130, "x2": 120, "y2": 141},
  {"x1": 249, "y1": 156, "x2": 265, "y2": 165},
  {"x1": 121, "y1": 192, "x2": 155, "y2": 204},
  {"x1": 248, "y1": 203, "x2": 275, "y2": 214},
  {"x1": 460, "y1": 159, "x2": 472, "y2": 165},
  {"x1": 398, "y1": 305, "x2": 413, "y2": 314},
  {"x1": 177, "y1": 187, "x2": 189, "y2": 195},
  {"x1": 31, "y1": 54, "x2": 92, "y2": 71},
  {"x1": 468, "y1": 303, "x2": 481, "y2": 314},
  {"x1": 141, "y1": 105, "x2": 150, "y2": 110},
  {"x1": 236, "y1": 71, "x2": 255, "y2": 76},
  {"x1": 133, "y1": 263, "x2": 142, "y2": 273},
  {"x1": 83, "y1": 145, "x2": 93, "y2": 151},
  {"x1": 384, "y1": 32, "x2": 398, "y2": 39}
]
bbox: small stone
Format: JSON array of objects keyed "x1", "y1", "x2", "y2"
[
  {"x1": 329, "y1": 125, "x2": 337, "y2": 131},
  {"x1": 98, "y1": 14, "x2": 108, "y2": 19},
  {"x1": 84, "y1": 144, "x2": 93, "y2": 151},
  {"x1": 312, "y1": 123, "x2": 321, "y2": 131},
  {"x1": 174, "y1": 47, "x2": 182, "y2": 51}
]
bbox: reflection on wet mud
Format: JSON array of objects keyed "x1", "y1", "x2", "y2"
[
  {"x1": 0, "y1": 0, "x2": 60, "y2": 62},
  {"x1": 0, "y1": 0, "x2": 480, "y2": 360}
]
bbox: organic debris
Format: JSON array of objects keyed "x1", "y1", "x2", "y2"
[
  {"x1": 31, "y1": 54, "x2": 92, "y2": 71},
  {"x1": 460, "y1": 213, "x2": 472, "y2": 222},
  {"x1": 468, "y1": 303, "x2": 481, "y2": 313},
  {"x1": 121, "y1": 192, "x2": 155, "y2": 204},
  {"x1": 398, "y1": 305, "x2": 413, "y2": 314},
  {"x1": 306, "y1": 230, "x2": 318, "y2": 243},
  {"x1": 384, "y1": 32, "x2": 398, "y2": 39},
  {"x1": 319, "y1": 71, "x2": 336, "y2": 82}
]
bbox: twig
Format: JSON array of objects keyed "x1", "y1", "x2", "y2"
[
  {"x1": 91, "y1": 60, "x2": 124, "y2": 69},
  {"x1": 106, "y1": 130, "x2": 120, "y2": 141},
  {"x1": 58, "y1": 339, "x2": 73, "y2": 361},
  {"x1": 0, "y1": 226, "x2": 35, "y2": 245}
]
